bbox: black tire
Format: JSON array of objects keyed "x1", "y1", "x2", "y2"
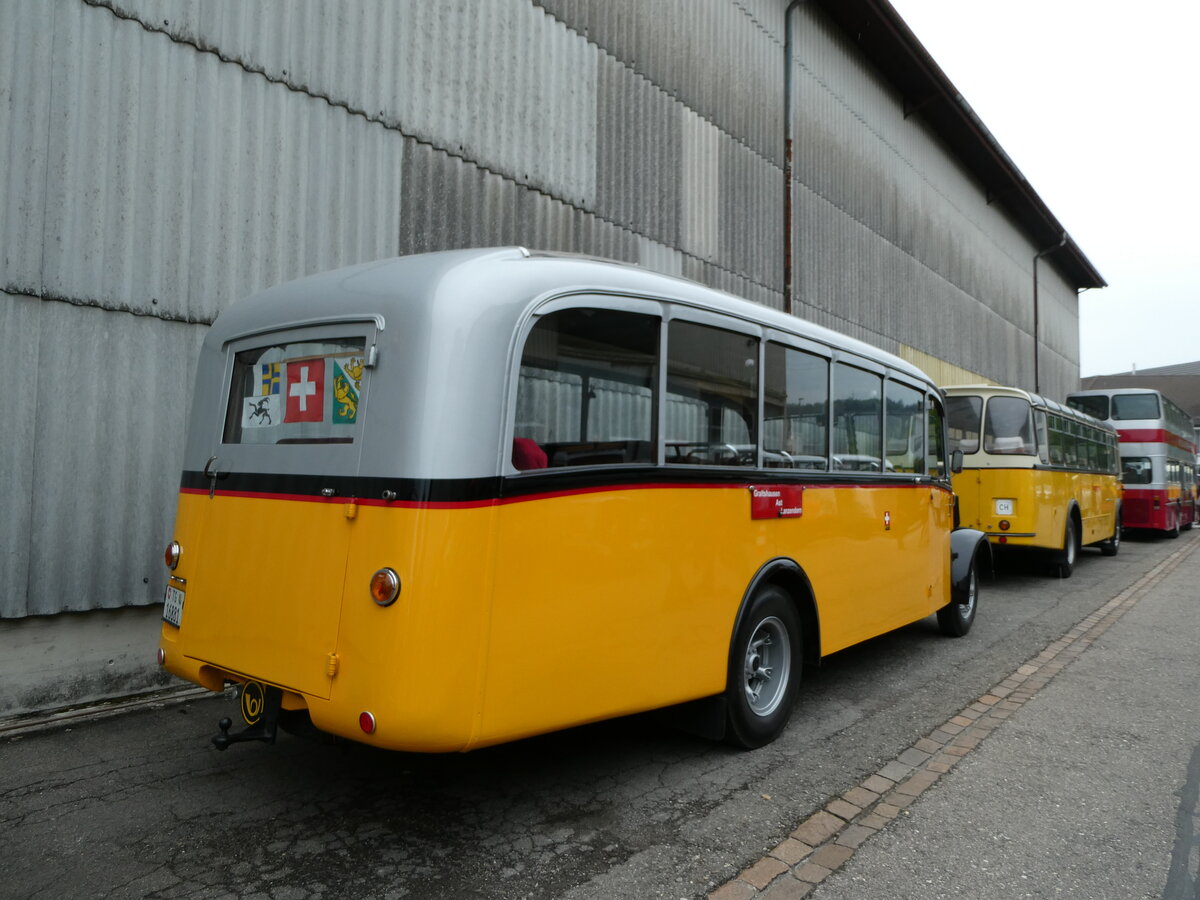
[
  {"x1": 1052, "y1": 516, "x2": 1078, "y2": 577},
  {"x1": 1099, "y1": 507, "x2": 1121, "y2": 557},
  {"x1": 1166, "y1": 508, "x2": 1181, "y2": 539},
  {"x1": 937, "y1": 557, "x2": 977, "y2": 637},
  {"x1": 725, "y1": 586, "x2": 801, "y2": 749}
]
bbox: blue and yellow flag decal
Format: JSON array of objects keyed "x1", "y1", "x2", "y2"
[
  {"x1": 332, "y1": 359, "x2": 359, "y2": 424},
  {"x1": 259, "y1": 362, "x2": 281, "y2": 396}
]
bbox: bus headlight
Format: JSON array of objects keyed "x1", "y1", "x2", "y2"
[
  {"x1": 164, "y1": 541, "x2": 182, "y2": 570},
  {"x1": 369, "y1": 568, "x2": 400, "y2": 606}
]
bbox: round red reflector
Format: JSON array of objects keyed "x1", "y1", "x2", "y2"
[
  {"x1": 164, "y1": 541, "x2": 182, "y2": 570},
  {"x1": 998, "y1": 520, "x2": 1010, "y2": 531},
  {"x1": 998, "y1": 535, "x2": 1008, "y2": 544},
  {"x1": 359, "y1": 711, "x2": 376, "y2": 734},
  {"x1": 369, "y1": 568, "x2": 400, "y2": 607}
]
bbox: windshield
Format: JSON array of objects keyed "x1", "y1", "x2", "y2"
[
  {"x1": 223, "y1": 337, "x2": 368, "y2": 444},
  {"x1": 945, "y1": 395, "x2": 982, "y2": 454},
  {"x1": 1112, "y1": 393, "x2": 1160, "y2": 420},
  {"x1": 983, "y1": 396, "x2": 1036, "y2": 455},
  {"x1": 1068, "y1": 395, "x2": 1109, "y2": 420}
]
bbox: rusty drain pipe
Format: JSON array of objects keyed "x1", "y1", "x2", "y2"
[{"x1": 783, "y1": 0, "x2": 808, "y2": 316}]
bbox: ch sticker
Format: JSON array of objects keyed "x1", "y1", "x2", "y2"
[{"x1": 240, "y1": 681, "x2": 266, "y2": 725}]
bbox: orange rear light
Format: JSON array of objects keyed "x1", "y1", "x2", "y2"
[{"x1": 369, "y1": 568, "x2": 400, "y2": 606}]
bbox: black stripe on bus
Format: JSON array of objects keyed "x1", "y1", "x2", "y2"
[{"x1": 181, "y1": 468, "x2": 948, "y2": 504}]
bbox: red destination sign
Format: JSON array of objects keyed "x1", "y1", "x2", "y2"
[{"x1": 749, "y1": 485, "x2": 804, "y2": 519}]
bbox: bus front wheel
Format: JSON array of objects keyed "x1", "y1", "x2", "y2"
[
  {"x1": 937, "y1": 558, "x2": 977, "y2": 637},
  {"x1": 725, "y1": 586, "x2": 801, "y2": 749},
  {"x1": 1052, "y1": 517, "x2": 1078, "y2": 577}
]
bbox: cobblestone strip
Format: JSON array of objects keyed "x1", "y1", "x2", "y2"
[{"x1": 708, "y1": 535, "x2": 1200, "y2": 900}]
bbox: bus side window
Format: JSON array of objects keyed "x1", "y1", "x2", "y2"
[
  {"x1": 927, "y1": 396, "x2": 948, "y2": 478},
  {"x1": 666, "y1": 321, "x2": 758, "y2": 466},
  {"x1": 1048, "y1": 415, "x2": 1065, "y2": 466},
  {"x1": 1035, "y1": 411, "x2": 1050, "y2": 464},
  {"x1": 514, "y1": 308, "x2": 659, "y2": 469},
  {"x1": 763, "y1": 343, "x2": 829, "y2": 470},
  {"x1": 885, "y1": 380, "x2": 924, "y2": 474},
  {"x1": 832, "y1": 363, "x2": 882, "y2": 472}
]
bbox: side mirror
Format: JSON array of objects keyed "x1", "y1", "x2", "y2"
[{"x1": 951, "y1": 448, "x2": 964, "y2": 474}]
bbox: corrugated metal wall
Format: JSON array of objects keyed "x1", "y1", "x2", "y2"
[{"x1": 0, "y1": 0, "x2": 1084, "y2": 618}]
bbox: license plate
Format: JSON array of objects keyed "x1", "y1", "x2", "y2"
[{"x1": 163, "y1": 584, "x2": 185, "y2": 626}]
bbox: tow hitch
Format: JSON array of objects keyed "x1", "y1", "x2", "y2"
[{"x1": 212, "y1": 682, "x2": 281, "y2": 750}]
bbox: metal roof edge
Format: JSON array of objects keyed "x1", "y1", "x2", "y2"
[{"x1": 815, "y1": 0, "x2": 1106, "y2": 290}]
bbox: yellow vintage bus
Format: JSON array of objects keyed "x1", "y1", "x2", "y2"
[
  {"x1": 158, "y1": 248, "x2": 988, "y2": 753},
  {"x1": 944, "y1": 384, "x2": 1122, "y2": 577}
]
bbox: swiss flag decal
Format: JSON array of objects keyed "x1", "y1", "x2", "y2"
[{"x1": 285, "y1": 360, "x2": 325, "y2": 423}]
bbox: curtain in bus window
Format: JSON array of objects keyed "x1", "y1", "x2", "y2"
[
  {"x1": 983, "y1": 397, "x2": 1035, "y2": 455},
  {"x1": 832, "y1": 363, "x2": 882, "y2": 472},
  {"x1": 945, "y1": 395, "x2": 982, "y2": 454},
  {"x1": 763, "y1": 344, "x2": 828, "y2": 470},
  {"x1": 885, "y1": 381, "x2": 924, "y2": 474},
  {"x1": 515, "y1": 308, "x2": 658, "y2": 469},
  {"x1": 666, "y1": 321, "x2": 758, "y2": 466}
]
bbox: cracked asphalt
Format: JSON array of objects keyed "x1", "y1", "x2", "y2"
[{"x1": 1, "y1": 531, "x2": 1190, "y2": 900}]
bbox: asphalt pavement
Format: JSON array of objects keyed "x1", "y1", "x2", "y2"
[{"x1": 712, "y1": 528, "x2": 1200, "y2": 900}]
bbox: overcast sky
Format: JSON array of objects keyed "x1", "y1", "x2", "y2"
[{"x1": 887, "y1": 0, "x2": 1199, "y2": 377}]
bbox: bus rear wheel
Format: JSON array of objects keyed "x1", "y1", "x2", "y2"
[{"x1": 725, "y1": 586, "x2": 801, "y2": 749}]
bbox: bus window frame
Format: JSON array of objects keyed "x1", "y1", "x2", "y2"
[
  {"x1": 217, "y1": 319, "x2": 380, "y2": 463},
  {"x1": 508, "y1": 294, "x2": 665, "y2": 473},
  {"x1": 663, "y1": 311, "x2": 764, "y2": 468},
  {"x1": 762, "y1": 339, "x2": 833, "y2": 472},
  {"x1": 830, "y1": 356, "x2": 886, "y2": 474}
]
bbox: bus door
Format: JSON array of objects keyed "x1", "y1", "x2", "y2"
[{"x1": 179, "y1": 323, "x2": 376, "y2": 700}]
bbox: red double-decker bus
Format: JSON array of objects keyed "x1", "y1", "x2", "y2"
[{"x1": 1067, "y1": 388, "x2": 1197, "y2": 536}]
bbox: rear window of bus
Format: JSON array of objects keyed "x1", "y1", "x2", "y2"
[
  {"x1": 1112, "y1": 393, "x2": 1160, "y2": 420},
  {"x1": 983, "y1": 396, "x2": 1035, "y2": 455},
  {"x1": 1068, "y1": 395, "x2": 1109, "y2": 420},
  {"x1": 223, "y1": 337, "x2": 367, "y2": 444},
  {"x1": 946, "y1": 395, "x2": 982, "y2": 454}
]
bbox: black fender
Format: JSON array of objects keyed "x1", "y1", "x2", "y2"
[
  {"x1": 732, "y1": 557, "x2": 821, "y2": 668},
  {"x1": 950, "y1": 528, "x2": 990, "y2": 600}
]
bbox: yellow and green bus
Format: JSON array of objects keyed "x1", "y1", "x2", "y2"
[
  {"x1": 944, "y1": 384, "x2": 1121, "y2": 577},
  {"x1": 158, "y1": 248, "x2": 988, "y2": 753}
]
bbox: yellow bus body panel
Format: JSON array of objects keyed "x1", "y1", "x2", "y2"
[
  {"x1": 482, "y1": 482, "x2": 950, "y2": 748},
  {"x1": 162, "y1": 481, "x2": 953, "y2": 752},
  {"x1": 952, "y1": 468, "x2": 1121, "y2": 549}
]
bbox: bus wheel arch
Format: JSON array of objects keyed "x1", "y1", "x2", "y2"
[{"x1": 724, "y1": 560, "x2": 816, "y2": 749}]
